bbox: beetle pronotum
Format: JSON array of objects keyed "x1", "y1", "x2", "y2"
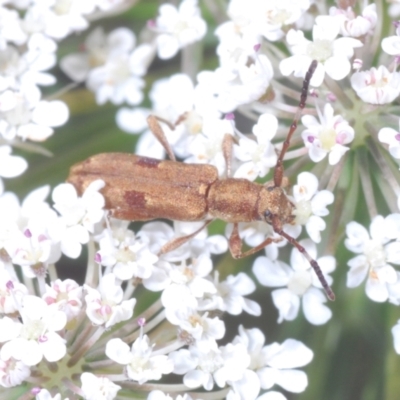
[{"x1": 67, "y1": 60, "x2": 335, "y2": 301}]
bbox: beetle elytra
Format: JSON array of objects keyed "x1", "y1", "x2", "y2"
[{"x1": 67, "y1": 60, "x2": 335, "y2": 301}]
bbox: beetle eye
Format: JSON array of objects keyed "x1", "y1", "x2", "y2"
[{"x1": 264, "y1": 210, "x2": 272, "y2": 219}]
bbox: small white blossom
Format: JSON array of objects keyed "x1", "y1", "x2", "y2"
[
  {"x1": 105, "y1": 336, "x2": 173, "y2": 384},
  {"x1": 0, "y1": 295, "x2": 67, "y2": 366},
  {"x1": 165, "y1": 305, "x2": 225, "y2": 348},
  {"x1": 0, "y1": 146, "x2": 28, "y2": 182},
  {"x1": 184, "y1": 117, "x2": 234, "y2": 175},
  {"x1": 25, "y1": 1, "x2": 96, "y2": 40},
  {"x1": 42, "y1": 279, "x2": 83, "y2": 322},
  {"x1": 0, "y1": 269, "x2": 28, "y2": 315},
  {"x1": 97, "y1": 229, "x2": 158, "y2": 281},
  {"x1": 170, "y1": 341, "x2": 253, "y2": 392},
  {"x1": 345, "y1": 216, "x2": 400, "y2": 302},
  {"x1": 234, "y1": 113, "x2": 278, "y2": 180},
  {"x1": 0, "y1": 6, "x2": 27, "y2": 49},
  {"x1": 161, "y1": 254, "x2": 216, "y2": 301},
  {"x1": 301, "y1": 103, "x2": 354, "y2": 165},
  {"x1": 280, "y1": 16, "x2": 362, "y2": 86},
  {"x1": 84, "y1": 273, "x2": 136, "y2": 328},
  {"x1": 351, "y1": 66, "x2": 400, "y2": 104},
  {"x1": 253, "y1": 240, "x2": 335, "y2": 325},
  {"x1": 329, "y1": 4, "x2": 377, "y2": 37},
  {"x1": 392, "y1": 320, "x2": 400, "y2": 354},
  {"x1": 0, "y1": 357, "x2": 30, "y2": 388},
  {"x1": 7, "y1": 228, "x2": 53, "y2": 277},
  {"x1": 198, "y1": 272, "x2": 261, "y2": 316},
  {"x1": 52, "y1": 181, "x2": 105, "y2": 258},
  {"x1": 0, "y1": 92, "x2": 69, "y2": 141},
  {"x1": 292, "y1": 172, "x2": 334, "y2": 243},
  {"x1": 80, "y1": 372, "x2": 121, "y2": 400},
  {"x1": 148, "y1": 391, "x2": 194, "y2": 400},
  {"x1": 198, "y1": 54, "x2": 273, "y2": 113},
  {"x1": 153, "y1": 0, "x2": 206, "y2": 60},
  {"x1": 382, "y1": 22, "x2": 400, "y2": 56},
  {"x1": 234, "y1": 326, "x2": 313, "y2": 393},
  {"x1": 378, "y1": 119, "x2": 400, "y2": 159}
]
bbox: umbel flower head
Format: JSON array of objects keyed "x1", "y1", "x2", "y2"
[{"x1": 2, "y1": 0, "x2": 400, "y2": 400}]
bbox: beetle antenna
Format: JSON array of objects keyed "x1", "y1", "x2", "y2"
[
  {"x1": 273, "y1": 60, "x2": 318, "y2": 188},
  {"x1": 272, "y1": 216, "x2": 335, "y2": 301}
]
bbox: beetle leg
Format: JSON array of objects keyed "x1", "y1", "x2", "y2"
[
  {"x1": 222, "y1": 133, "x2": 234, "y2": 178},
  {"x1": 228, "y1": 223, "x2": 282, "y2": 259},
  {"x1": 158, "y1": 220, "x2": 213, "y2": 256},
  {"x1": 147, "y1": 115, "x2": 176, "y2": 161}
]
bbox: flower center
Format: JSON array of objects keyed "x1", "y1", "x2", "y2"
[
  {"x1": 319, "y1": 127, "x2": 337, "y2": 151},
  {"x1": 21, "y1": 319, "x2": 45, "y2": 341},
  {"x1": 364, "y1": 240, "x2": 386, "y2": 268},
  {"x1": 307, "y1": 39, "x2": 333, "y2": 62},
  {"x1": 293, "y1": 199, "x2": 312, "y2": 225},
  {"x1": 53, "y1": 0, "x2": 72, "y2": 15},
  {"x1": 116, "y1": 247, "x2": 136, "y2": 263},
  {"x1": 288, "y1": 270, "x2": 312, "y2": 296},
  {"x1": 267, "y1": 9, "x2": 291, "y2": 25}
]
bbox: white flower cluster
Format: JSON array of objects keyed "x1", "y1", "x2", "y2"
[{"x1": 4, "y1": 0, "x2": 400, "y2": 398}]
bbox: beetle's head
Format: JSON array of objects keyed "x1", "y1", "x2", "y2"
[{"x1": 257, "y1": 182, "x2": 295, "y2": 226}]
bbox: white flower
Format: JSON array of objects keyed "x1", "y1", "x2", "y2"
[
  {"x1": 161, "y1": 254, "x2": 216, "y2": 301},
  {"x1": 253, "y1": 240, "x2": 335, "y2": 325},
  {"x1": 88, "y1": 51, "x2": 148, "y2": 106},
  {"x1": 0, "y1": 269, "x2": 28, "y2": 315},
  {"x1": 280, "y1": 16, "x2": 362, "y2": 86},
  {"x1": 148, "y1": 391, "x2": 194, "y2": 400},
  {"x1": 382, "y1": 22, "x2": 400, "y2": 56},
  {"x1": 234, "y1": 113, "x2": 278, "y2": 180},
  {"x1": 0, "y1": 92, "x2": 69, "y2": 141},
  {"x1": 378, "y1": 119, "x2": 400, "y2": 159},
  {"x1": 26, "y1": 0, "x2": 96, "y2": 40},
  {"x1": 62, "y1": 27, "x2": 151, "y2": 105},
  {"x1": 292, "y1": 172, "x2": 334, "y2": 243},
  {"x1": 198, "y1": 272, "x2": 261, "y2": 316},
  {"x1": 97, "y1": 229, "x2": 158, "y2": 281},
  {"x1": 225, "y1": 0, "x2": 311, "y2": 42},
  {"x1": 154, "y1": 0, "x2": 206, "y2": 59},
  {"x1": 80, "y1": 372, "x2": 121, "y2": 400},
  {"x1": 42, "y1": 279, "x2": 83, "y2": 322},
  {"x1": 35, "y1": 388, "x2": 65, "y2": 400},
  {"x1": 105, "y1": 336, "x2": 173, "y2": 384},
  {"x1": 301, "y1": 103, "x2": 354, "y2": 165},
  {"x1": 198, "y1": 54, "x2": 273, "y2": 113},
  {"x1": 345, "y1": 216, "x2": 400, "y2": 302},
  {"x1": 351, "y1": 66, "x2": 400, "y2": 104},
  {"x1": 392, "y1": 320, "x2": 400, "y2": 354},
  {"x1": 184, "y1": 117, "x2": 234, "y2": 175},
  {"x1": 0, "y1": 295, "x2": 67, "y2": 366},
  {"x1": 84, "y1": 273, "x2": 136, "y2": 328},
  {"x1": 234, "y1": 326, "x2": 313, "y2": 393},
  {"x1": 0, "y1": 357, "x2": 30, "y2": 388},
  {"x1": 0, "y1": 146, "x2": 27, "y2": 190},
  {"x1": 7, "y1": 228, "x2": 53, "y2": 277},
  {"x1": 52, "y1": 181, "x2": 105, "y2": 258},
  {"x1": 329, "y1": 4, "x2": 377, "y2": 37},
  {"x1": 165, "y1": 305, "x2": 225, "y2": 348},
  {"x1": 170, "y1": 342, "x2": 252, "y2": 392},
  {"x1": 0, "y1": 6, "x2": 27, "y2": 49}
]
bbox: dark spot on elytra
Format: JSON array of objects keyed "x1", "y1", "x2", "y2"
[
  {"x1": 124, "y1": 190, "x2": 146, "y2": 210},
  {"x1": 136, "y1": 157, "x2": 161, "y2": 168}
]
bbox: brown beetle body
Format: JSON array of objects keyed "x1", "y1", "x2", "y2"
[
  {"x1": 67, "y1": 153, "x2": 295, "y2": 226},
  {"x1": 66, "y1": 60, "x2": 335, "y2": 301}
]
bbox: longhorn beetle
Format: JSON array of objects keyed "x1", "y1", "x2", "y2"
[{"x1": 67, "y1": 60, "x2": 335, "y2": 301}]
